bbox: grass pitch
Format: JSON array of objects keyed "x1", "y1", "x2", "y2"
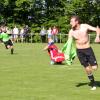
[{"x1": 0, "y1": 43, "x2": 100, "y2": 100}]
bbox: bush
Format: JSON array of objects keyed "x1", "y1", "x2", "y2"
[{"x1": 33, "y1": 33, "x2": 41, "y2": 43}]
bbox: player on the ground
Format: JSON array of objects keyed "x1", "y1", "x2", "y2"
[{"x1": 43, "y1": 35, "x2": 65, "y2": 65}]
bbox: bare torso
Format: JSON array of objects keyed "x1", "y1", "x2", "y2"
[{"x1": 70, "y1": 24, "x2": 90, "y2": 49}]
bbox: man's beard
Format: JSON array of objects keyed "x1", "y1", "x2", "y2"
[{"x1": 72, "y1": 25, "x2": 77, "y2": 30}]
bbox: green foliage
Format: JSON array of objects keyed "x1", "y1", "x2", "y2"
[
  {"x1": 0, "y1": 16, "x2": 4, "y2": 24},
  {"x1": 33, "y1": 33, "x2": 41, "y2": 43},
  {"x1": 31, "y1": 24, "x2": 41, "y2": 33},
  {"x1": 0, "y1": 0, "x2": 100, "y2": 32}
]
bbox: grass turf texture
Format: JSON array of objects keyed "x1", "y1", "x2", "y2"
[{"x1": 0, "y1": 43, "x2": 100, "y2": 100}]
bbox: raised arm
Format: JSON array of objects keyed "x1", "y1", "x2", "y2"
[
  {"x1": 86, "y1": 24, "x2": 100, "y2": 34},
  {"x1": 43, "y1": 45, "x2": 49, "y2": 51}
]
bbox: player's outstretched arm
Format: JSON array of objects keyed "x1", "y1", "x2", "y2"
[
  {"x1": 86, "y1": 24, "x2": 100, "y2": 34},
  {"x1": 43, "y1": 45, "x2": 49, "y2": 51},
  {"x1": 96, "y1": 26, "x2": 100, "y2": 34}
]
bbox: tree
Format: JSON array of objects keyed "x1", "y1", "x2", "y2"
[{"x1": 0, "y1": 0, "x2": 100, "y2": 32}]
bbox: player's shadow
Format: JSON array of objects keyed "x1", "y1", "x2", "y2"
[
  {"x1": 76, "y1": 81, "x2": 100, "y2": 87},
  {"x1": 9, "y1": 52, "x2": 18, "y2": 55},
  {"x1": 76, "y1": 82, "x2": 88, "y2": 87},
  {"x1": 54, "y1": 62, "x2": 66, "y2": 65}
]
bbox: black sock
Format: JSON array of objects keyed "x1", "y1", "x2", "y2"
[
  {"x1": 88, "y1": 74, "x2": 96, "y2": 87},
  {"x1": 11, "y1": 48, "x2": 14, "y2": 54}
]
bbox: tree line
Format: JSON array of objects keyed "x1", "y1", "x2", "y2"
[{"x1": 0, "y1": 0, "x2": 100, "y2": 33}]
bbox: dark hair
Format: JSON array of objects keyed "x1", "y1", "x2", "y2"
[
  {"x1": 71, "y1": 16, "x2": 81, "y2": 24},
  {"x1": 0, "y1": 28, "x2": 2, "y2": 33}
]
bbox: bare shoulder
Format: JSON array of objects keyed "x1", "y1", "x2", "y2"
[
  {"x1": 80, "y1": 24, "x2": 96, "y2": 31},
  {"x1": 81, "y1": 24, "x2": 89, "y2": 28}
]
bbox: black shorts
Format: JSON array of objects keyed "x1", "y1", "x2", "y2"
[
  {"x1": 77, "y1": 47, "x2": 98, "y2": 67},
  {"x1": 4, "y1": 40, "x2": 13, "y2": 49}
]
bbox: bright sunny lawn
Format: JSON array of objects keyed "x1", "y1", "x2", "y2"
[{"x1": 0, "y1": 43, "x2": 100, "y2": 100}]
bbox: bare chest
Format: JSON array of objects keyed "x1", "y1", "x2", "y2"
[{"x1": 72, "y1": 28, "x2": 88, "y2": 39}]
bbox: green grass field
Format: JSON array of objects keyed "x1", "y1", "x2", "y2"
[{"x1": 0, "y1": 43, "x2": 100, "y2": 100}]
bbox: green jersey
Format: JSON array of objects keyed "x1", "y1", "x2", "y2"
[
  {"x1": 61, "y1": 37, "x2": 76, "y2": 65},
  {"x1": 0, "y1": 32, "x2": 10, "y2": 42}
]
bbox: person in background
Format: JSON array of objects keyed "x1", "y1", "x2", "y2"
[
  {"x1": 20, "y1": 27, "x2": 24, "y2": 43},
  {"x1": 24, "y1": 25, "x2": 30, "y2": 43},
  {"x1": 40, "y1": 26, "x2": 47, "y2": 43},
  {"x1": 51, "y1": 26, "x2": 58, "y2": 43},
  {"x1": 94, "y1": 26, "x2": 100, "y2": 43},
  {"x1": 12, "y1": 25, "x2": 19, "y2": 42},
  {"x1": 47, "y1": 27, "x2": 52, "y2": 39}
]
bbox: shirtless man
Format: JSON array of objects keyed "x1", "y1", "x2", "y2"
[{"x1": 68, "y1": 16, "x2": 100, "y2": 90}]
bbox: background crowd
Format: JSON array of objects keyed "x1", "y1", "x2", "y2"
[{"x1": 0, "y1": 24, "x2": 100, "y2": 43}]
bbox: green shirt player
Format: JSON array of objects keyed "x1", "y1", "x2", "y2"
[{"x1": 0, "y1": 30, "x2": 14, "y2": 54}]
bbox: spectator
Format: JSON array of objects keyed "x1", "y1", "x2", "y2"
[
  {"x1": 94, "y1": 26, "x2": 100, "y2": 43},
  {"x1": 40, "y1": 26, "x2": 47, "y2": 43},
  {"x1": 47, "y1": 27, "x2": 52, "y2": 39},
  {"x1": 24, "y1": 25, "x2": 30, "y2": 43},
  {"x1": 51, "y1": 26, "x2": 58, "y2": 42},
  {"x1": 12, "y1": 26, "x2": 19, "y2": 42},
  {"x1": 20, "y1": 27, "x2": 24, "y2": 43}
]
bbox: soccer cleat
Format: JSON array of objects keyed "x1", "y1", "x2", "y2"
[
  {"x1": 91, "y1": 86, "x2": 96, "y2": 90},
  {"x1": 50, "y1": 60, "x2": 55, "y2": 65}
]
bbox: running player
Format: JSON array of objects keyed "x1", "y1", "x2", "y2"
[
  {"x1": 68, "y1": 15, "x2": 100, "y2": 90},
  {"x1": 0, "y1": 26, "x2": 14, "y2": 54}
]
